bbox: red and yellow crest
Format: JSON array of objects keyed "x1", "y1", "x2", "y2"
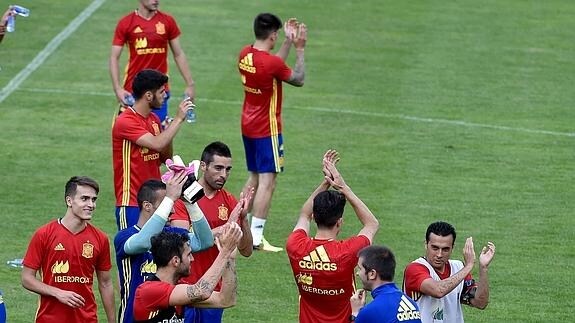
[
  {"x1": 82, "y1": 242, "x2": 94, "y2": 259},
  {"x1": 152, "y1": 122, "x2": 160, "y2": 135},
  {"x1": 218, "y1": 205, "x2": 229, "y2": 221},
  {"x1": 155, "y1": 22, "x2": 165, "y2": 35}
]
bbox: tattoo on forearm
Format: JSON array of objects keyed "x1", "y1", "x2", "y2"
[
  {"x1": 186, "y1": 279, "x2": 214, "y2": 302},
  {"x1": 293, "y1": 53, "x2": 305, "y2": 83}
]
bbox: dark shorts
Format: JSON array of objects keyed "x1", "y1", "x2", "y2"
[
  {"x1": 242, "y1": 134, "x2": 284, "y2": 173},
  {"x1": 115, "y1": 206, "x2": 140, "y2": 230},
  {"x1": 184, "y1": 307, "x2": 224, "y2": 323}
]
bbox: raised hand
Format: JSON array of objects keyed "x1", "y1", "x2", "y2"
[
  {"x1": 293, "y1": 23, "x2": 307, "y2": 49},
  {"x1": 283, "y1": 18, "x2": 298, "y2": 41},
  {"x1": 165, "y1": 170, "x2": 187, "y2": 201},
  {"x1": 216, "y1": 222, "x2": 243, "y2": 255},
  {"x1": 479, "y1": 241, "x2": 496, "y2": 268},
  {"x1": 463, "y1": 237, "x2": 476, "y2": 267},
  {"x1": 350, "y1": 289, "x2": 366, "y2": 313},
  {"x1": 323, "y1": 159, "x2": 346, "y2": 190}
]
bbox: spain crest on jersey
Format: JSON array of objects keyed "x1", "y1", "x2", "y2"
[
  {"x1": 82, "y1": 242, "x2": 94, "y2": 259},
  {"x1": 155, "y1": 22, "x2": 165, "y2": 35},
  {"x1": 218, "y1": 205, "x2": 229, "y2": 221}
]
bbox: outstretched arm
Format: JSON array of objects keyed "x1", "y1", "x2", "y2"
[
  {"x1": 124, "y1": 172, "x2": 187, "y2": 254},
  {"x1": 293, "y1": 150, "x2": 338, "y2": 233},
  {"x1": 324, "y1": 155, "x2": 379, "y2": 242},
  {"x1": 193, "y1": 256, "x2": 237, "y2": 308},
  {"x1": 286, "y1": 23, "x2": 307, "y2": 87}
]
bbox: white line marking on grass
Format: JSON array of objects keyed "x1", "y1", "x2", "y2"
[
  {"x1": 18, "y1": 87, "x2": 575, "y2": 138},
  {"x1": 0, "y1": 0, "x2": 106, "y2": 104}
]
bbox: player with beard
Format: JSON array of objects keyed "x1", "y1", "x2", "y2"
[
  {"x1": 170, "y1": 141, "x2": 253, "y2": 323},
  {"x1": 112, "y1": 69, "x2": 192, "y2": 230},
  {"x1": 133, "y1": 223, "x2": 243, "y2": 322}
]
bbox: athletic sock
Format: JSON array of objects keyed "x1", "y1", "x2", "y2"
[{"x1": 251, "y1": 217, "x2": 266, "y2": 246}]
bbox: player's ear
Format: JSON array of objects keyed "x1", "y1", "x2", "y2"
[
  {"x1": 200, "y1": 161, "x2": 207, "y2": 171},
  {"x1": 65, "y1": 196, "x2": 72, "y2": 207}
]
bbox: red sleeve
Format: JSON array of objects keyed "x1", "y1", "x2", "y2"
[
  {"x1": 95, "y1": 230, "x2": 112, "y2": 271},
  {"x1": 340, "y1": 235, "x2": 370, "y2": 266},
  {"x1": 166, "y1": 14, "x2": 181, "y2": 41},
  {"x1": 133, "y1": 281, "x2": 176, "y2": 320},
  {"x1": 170, "y1": 199, "x2": 189, "y2": 223},
  {"x1": 286, "y1": 229, "x2": 307, "y2": 255},
  {"x1": 269, "y1": 55, "x2": 292, "y2": 81},
  {"x1": 112, "y1": 15, "x2": 129, "y2": 46},
  {"x1": 22, "y1": 227, "x2": 46, "y2": 270},
  {"x1": 403, "y1": 262, "x2": 431, "y2": 299},
  {"x1": 114, "y1": 114, "x2": 153, "y2": 143}
]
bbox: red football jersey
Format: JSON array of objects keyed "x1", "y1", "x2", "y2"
[
  {"x1": 133, "y1": 278, "x2": 182, "y2": 322},
  {"x1": 112, "y1": 10, "x2": 181, "y2": 93},
  {"x1": 112, "y1": 108, "x2": 163, "y2": 206},
  {"x1": 238, "y1": 45, "x2": 292, "y2": 138},
  {"x1": 286, "y1": 229, "x2": 370, "y2": 323},
  {"x1": 403, "y1": 260, "x2": 474, "y2": 302},
  {"x1": 171, "y1": 189, "x2": 237, "y2": 290},
  {"x1": 22, "y1": 219, "x2": 112, "y2": 323}
]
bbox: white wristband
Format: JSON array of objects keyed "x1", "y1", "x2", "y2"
[{"x1": 155, "y1": 197, "x2": 175, "y2": 221}]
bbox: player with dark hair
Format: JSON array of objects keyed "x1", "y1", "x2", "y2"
[
  {"x1": 286, "y1": 150, "x2": 379, "y2": 323},
  {"x1": 115, "y1": 171, "x2": 213, "y2": 323},
  {"x1": 112, "y1": 69, "x2": 192, "y2": 230},
  {"x1": 21, "y1": 176, "x2": 115, "y2": 323},
  {"x1": 109, "y1": 0, "x2": 196, "y2": 122},
  {"x1": 238, "y1": 13, "x2": 307, "y2": 251},
  {"x1": 133, "y1": 221, "x2": 243, "y2": 322},
  {"x1": 403, "y1": 221, "x2": 496, "y2": 323},
  {"x1": 350, "y1": 245, "x2": 421, "y2": 322},
  {"x1": 170, "y1": 141, "x2": 254, "y2": 323}
]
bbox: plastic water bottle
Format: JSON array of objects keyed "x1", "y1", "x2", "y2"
[
  {"x1": 184, "y1": 96, "x2": 196, "y2": 123},
  {"x1": 6, "y1": 5, "x2": 30, "y2": 33},
  {"x1": 5, "y1": 16, "x2": 15, "y2": 33},
  {"x1": 124, "y1": 94, "x2": 135, "y2": 106},
  {"x1": 6, "y1": 258, "x2": 23, "y2": 268},
  {"x1": 11, "y1": 5, "x2": 30, "y2": 17}
]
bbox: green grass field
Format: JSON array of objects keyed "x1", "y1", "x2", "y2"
[{"x1": 1, "y1": 0, "x2": 574, "y2": 322}]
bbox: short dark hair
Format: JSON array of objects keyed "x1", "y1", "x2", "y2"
[
  {"x1": 426, "y1": 221, "x2": 456, "y2": 245},
  {"x1": 201, "y1": 141, "x2": 232, "y2": 165},
  {"x1": 253, "y1": 13, "x2": 282, "y2": 40},
  {"x1": 150, "y1": 231, "x2": 190, "y2": 267},
  {"x1": 313, "y1": 190, "x2": 346, "y2": 229},
  {"x1": 132, "y1": 69, "x2": 169, "y2": 99},
  {"x1": 65, "y1": 176, "x2": 99, "y2": 200},
  {"x1": 358, "y1": 245, "x2": 396, "y2": 281},
  {"x1": 137, "y1": 179, "x2": 166, "y2": 209}
]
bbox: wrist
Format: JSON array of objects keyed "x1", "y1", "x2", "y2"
[
  {"x1": 155, "y1": 197, "x2": 175, "y2": 221},
  {"x1": 296, "y1": 48, "x2": 305, "y2": 52}
]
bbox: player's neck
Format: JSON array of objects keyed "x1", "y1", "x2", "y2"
[
  {"x1": 155, "y1": 267, "x2": 178, "y2": 284},
  {"x1": 136, "y1": 7, "x2": 157, "y2": 20},
  {"x1": 198, "y1": 178, "x2": 216, "y2": 198},
  {"x1": 131, "y1": 103, "x2": 152, "y2": 117},
  {"x1": 314, "y1": 228, "x2": 337, "y2": 240},
  {"x1": 252, "y1": 40, "x2": 271, "y2": 52},
  {"x1": 60, "y1": 213, "x2": 88, "y2": 234}
]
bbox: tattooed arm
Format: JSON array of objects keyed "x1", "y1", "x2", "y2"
[
  {"x1": 168, "y1": 223, "x2": 242, "y2": 306},
  {"x1": 193, "y1": 257, "x2": 237, "y2": 308}
]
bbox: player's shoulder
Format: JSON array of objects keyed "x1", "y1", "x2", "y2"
[
  {"x1": 405, "y1": 259, "x2": 429, "y2": 274},
  {"x1": 87, "y1": 223, "x2": 111, "y2": 239}
]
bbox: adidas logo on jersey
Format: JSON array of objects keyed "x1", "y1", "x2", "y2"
[
  {"x1": 54, "y1": 243, "x2": 65, "y2": 251},
  {"x1": 396, "y1": 295, "x2": 421, "y2": 321},
  {"x1": 239, "y1": 53, "x2": 256, "y2": 73},
  {"x1": 298, "y1": 245, "x2": 337, "y2": 271}
]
